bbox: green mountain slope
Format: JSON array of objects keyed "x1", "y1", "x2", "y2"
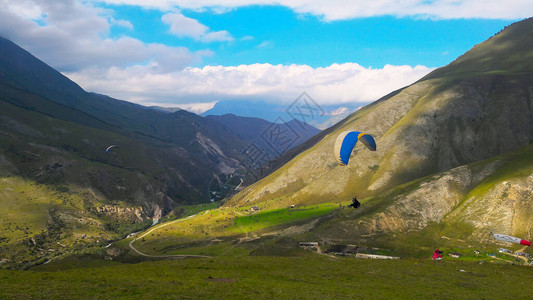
[
  {"x1": 0, "y1": 36, "x2": 324, "y2": 268},
  {"x1": 109, "y1": 143, "x2": 531, "y2": 261},
  {"x1": 0, "y1": 90, "x2": 207, "y2": 267},
  {"x1": 299, "y1": 144, "x2": 533, "y2": 256},
  {"x1": 218, "y1": 18, "x2": 533, "y2": 249},
  {"x1": 0, "y1": 37, "x2": 248, "y2": 204},
  {"x1": 0, "y1": 37, "x2": 248, "y2": 268},
  {"x1": 106, "y1": 18, "x2": 533, "y2": 263},
  {"x1": 228, "y1": 18, "x2": 533, "y2": 207}
]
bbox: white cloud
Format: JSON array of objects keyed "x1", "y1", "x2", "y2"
[
  {"x1": 202, "y1": 30, "x2": 233, "y2": 42},
  {"x1": 0, "y1": 0, "x2": 210, "y2": 72},
  {"x1": 0, "y1": 0, "x2": 459, "y2": 114},
  {"x1": 328, "y1": 107, "x2": 350, "y2": 116},
  {"x1": 95, "y1": 0, "x2": 533, "y2": 20},
  {"x1": 65, "y1": 62, "x2": 434, "y2": 107},
  {"x1": 161, "y1": 12, "x2": 233, "y2": 42},
  {"x1": 162, "y1": 12, "x2": 206, "y2": 38},
  {"x1": 110, "y1": 18, "x2": 134, "y2": 30},
  {"x1": 142, "y1": 101, "x2": 217, "y2": 114},
  {"x1": 175, "y1": 101, "x2": 218, "y2": 113}
]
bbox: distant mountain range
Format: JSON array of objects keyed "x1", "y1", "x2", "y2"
[
  {"x1": 202, "y1": 99, "x2": 365, "y2": 130},
  {"x1": 206, "y1": 114, "x2": 320, "y2": 176},
  {"x1": 148, "y1": 106, "x2": 183, "y2": 113}
]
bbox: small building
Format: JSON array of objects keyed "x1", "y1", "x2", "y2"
[
  {"x1": 449, "y1": 252, "x2": 462, "y2": 258},
  {"x1": 474, "y1": 250, "x2": 480, "y2": 255},
  {"x1": 250, "y1": 206, "x2": 260, "y2": 212},
  {"x1": 299, "y1": 242, "x2": 319, "y2": 248}
]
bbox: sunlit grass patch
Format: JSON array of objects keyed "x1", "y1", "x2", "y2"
[{"x1": 231, "y1": 204, "x2": 337, "y2": 234}]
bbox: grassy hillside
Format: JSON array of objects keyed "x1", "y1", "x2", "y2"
[
  {"x1": 1, "y1": 257, "x2": 532, "y2": 299},
  {"x1": 103, "y1": 144, "x2": 531, "y2": 262},
  {"x1": 0, "y1": 36, "x2": 270, "y2": 268},
  {"x1": 0, "y1": 82, "x2": 227, "y2": 268},
  {"x1": 0, "y1": 36, "x2": 253, "y2": 208},
  {"x1": 224, "y1": 20, "x2": 533, "y2": 247},
  {"x1": 228, "y1": 70, "x2": 532, "y2": 206},
  {"x1": 300, "y1": 144, "x2": 533, "y2": 256},
  {"x1": 0, "y1": 175, "x2": 129, "y2": 269}
]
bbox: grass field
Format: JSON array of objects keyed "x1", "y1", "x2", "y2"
[
  {"x1": 127, "y1": 203, "x2": 339, "y2": 256},
  {"x1": 1, "y1": 256, "x2": 532, "y2": 299},
  {"x1": 231, "y1": 204, "x2": 338, "y2": 233}
]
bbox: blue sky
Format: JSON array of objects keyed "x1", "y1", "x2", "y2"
[
  {"x1": 0, "y1": 0, "x2": 529, "y2": 113},
  {"x1": 106, "y1": 4, "x2": 512, "y2": 68}
]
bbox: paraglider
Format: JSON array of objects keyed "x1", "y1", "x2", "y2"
[
  {"x1": 492, "y1": 233, "x2": 531, "y2": 246},
  {"x1": 432, "y1": 249, "x2": 443, "y2": 260},
  {"x1": 333, "y1": 131, "x2": 376, "y2": 166},
  {"x1": 105, "y1": 145, "x2": 118, "y2": 153},
  {"x1": 348, "y1": 196, "x2": 361, "y2": 209}
]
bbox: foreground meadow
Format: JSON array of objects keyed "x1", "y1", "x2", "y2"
[{"x1": 1, "y1": 256, "x2": 532, "y2": 299}]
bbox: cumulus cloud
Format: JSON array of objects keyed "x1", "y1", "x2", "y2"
[
  {"x1": 162, "y1": 12, "x2": 233, "y2": 42},
  {"x1": 66, "y1": 62, "x2": 434, "y2": 109},
  {"x1": 110, "y1": 18, "x2": 134, "y2": 30},
  {"x1": 1, "y1": 0, "x2": 439, "y2": 114},
  {"x1": 95, "y1": 0, "x2": 533, "y2": 20},
  {"x1": 0, "y1": 0, "x2": 210, "y2": 72}
]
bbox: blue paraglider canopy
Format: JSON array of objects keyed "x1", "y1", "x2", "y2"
[{"x1": 333, "y1": 131, "x2": 376, "y2": 166}]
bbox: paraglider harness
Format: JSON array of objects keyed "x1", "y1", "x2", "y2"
[{"x1": 348, "y1": 197, "x2": 361, "y2": 209}]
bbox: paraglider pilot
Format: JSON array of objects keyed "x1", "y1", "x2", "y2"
[
  {"x1": 348, "y1": 196, "x2": 361, "y2": 209},
  {"x1": 432, "y1": 249, "x2": 443, "y2": 260}
]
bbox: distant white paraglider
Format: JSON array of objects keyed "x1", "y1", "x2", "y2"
[{"x1": 105, "y1": 145, "x2": 118, "y2": 153}]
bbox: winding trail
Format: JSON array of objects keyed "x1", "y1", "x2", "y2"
[{"x1": 128, "y1": 213, "x2": 211, "y2": 259}]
